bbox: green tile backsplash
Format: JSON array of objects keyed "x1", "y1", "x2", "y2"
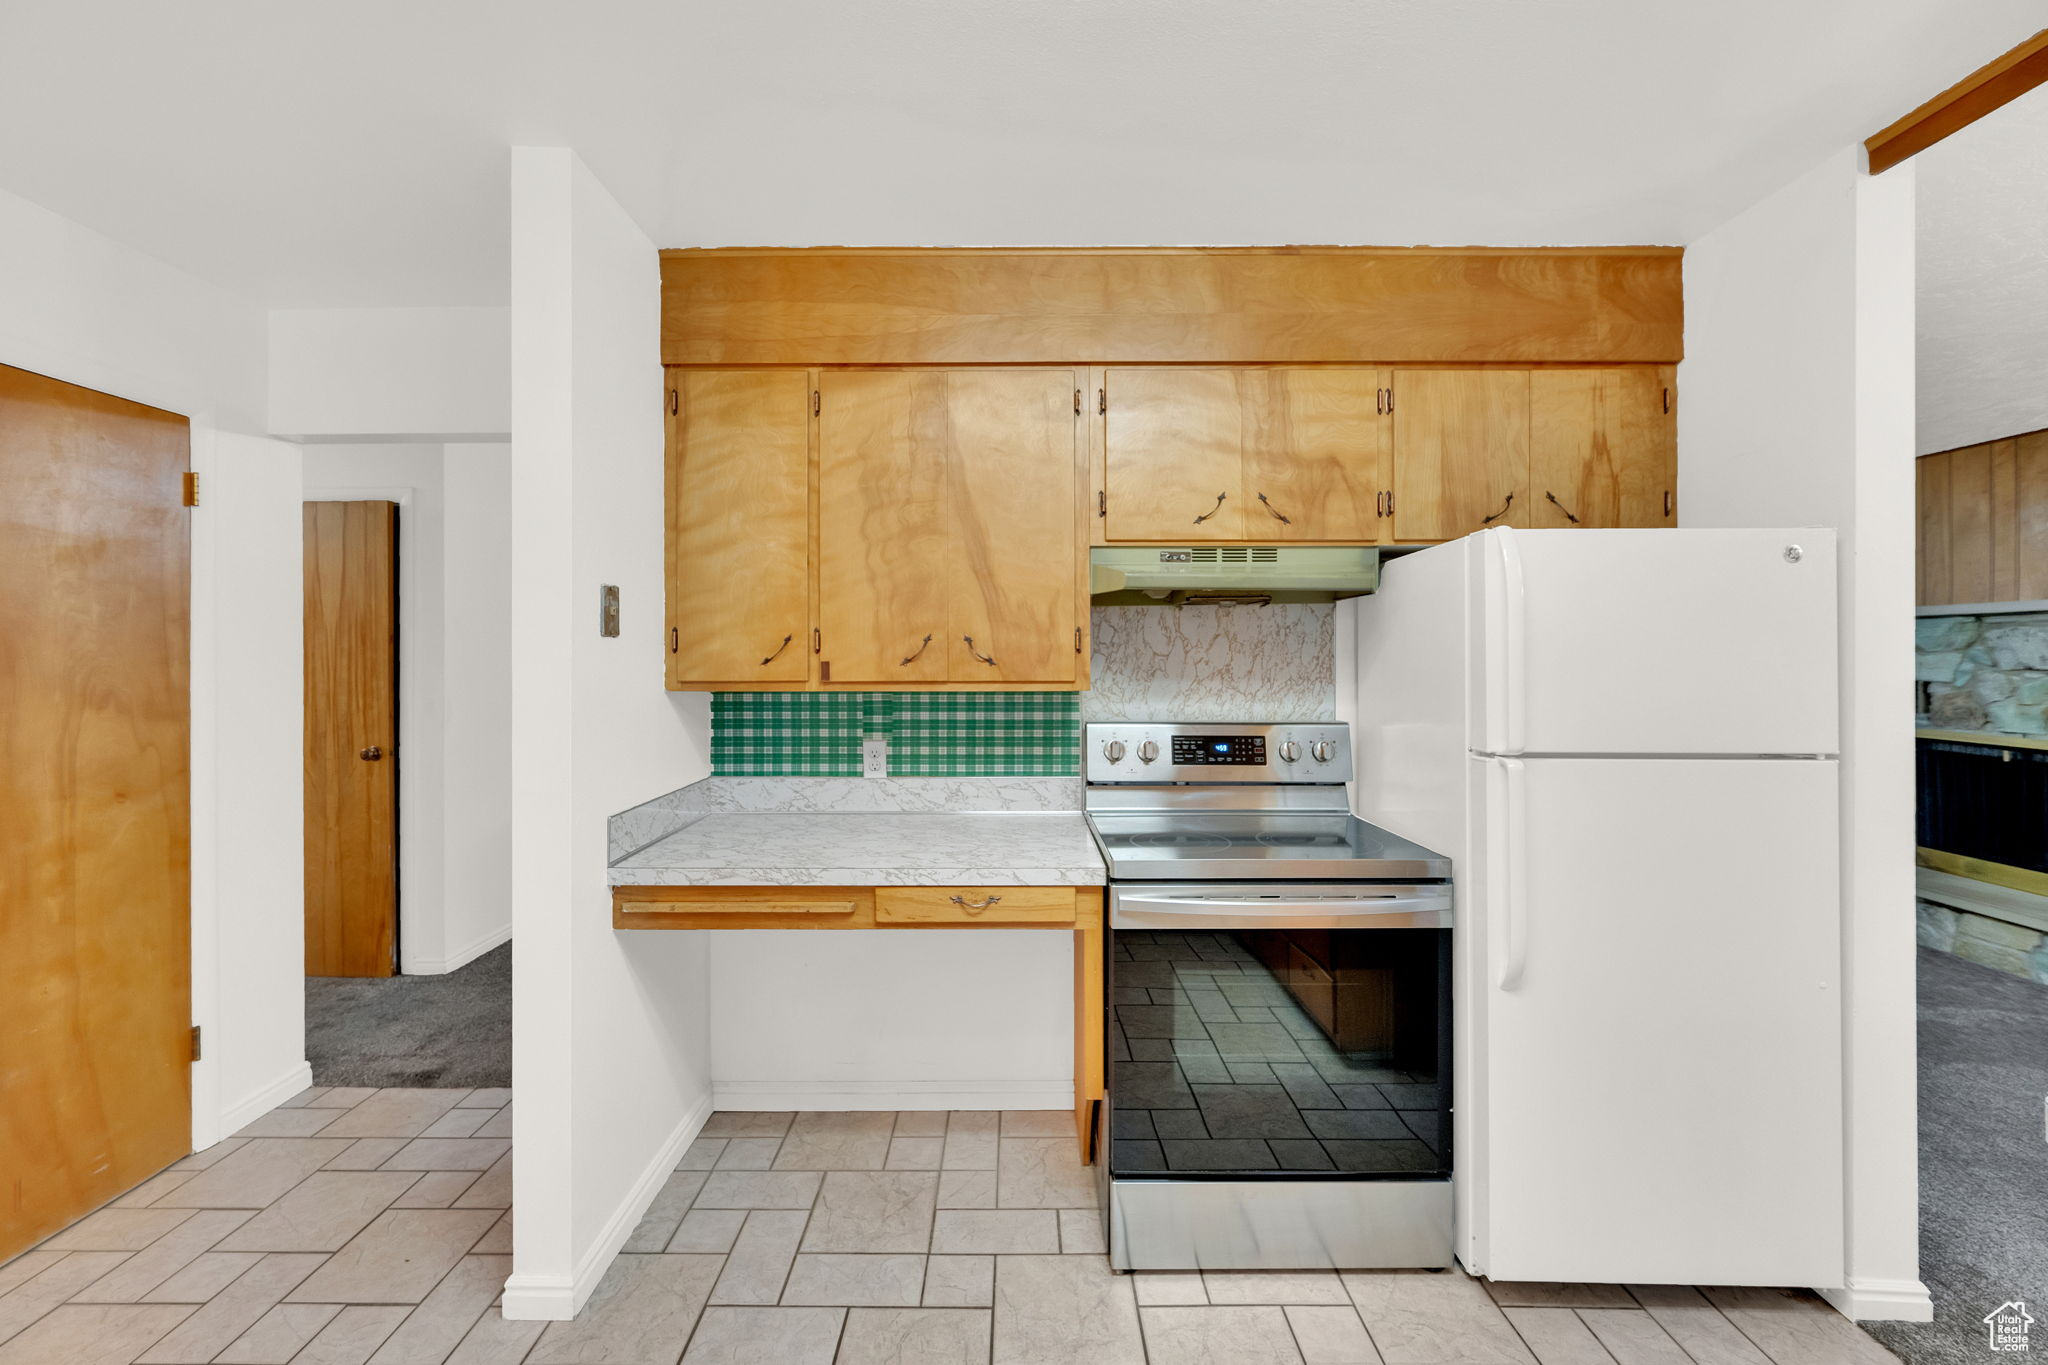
[{"x1": 711, "y1": 692, "x2": 1081, "y2": 776}]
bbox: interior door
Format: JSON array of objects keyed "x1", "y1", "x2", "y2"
[
  {"x1": 818, "y1": 370, "x2": 948, "y2": 682},
  {"x1": 669, "y1": 369, "x2": 811, "y2": 684},
  {"x1": 1473, "y1": 755, "x2": 1843, "y2": 1285},
  {"x1": 1102, "y1": 369, "x2": 1245, "y2": 540},
  {"x1": 303, "y1": 501, "x2": 399, "y2": 977},
  {"x1": 946, "y1": 370, "x2": 1081, "y2": 683},
  {"x1": 1390, "y1": 370, "x2": 1529, "y2": 541},
  {"x1": 1241, "y1": 369, "x2": 1383, "y2": 542},
  {"x1": 0, "y1": 363, "x2": 192, "y2": 1259},
  {"x1": 1527, "y1": 368, "x2": 1674, "y2": 529}
]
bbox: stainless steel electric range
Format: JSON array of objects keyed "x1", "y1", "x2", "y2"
[{"x1": 1084, "y1": 721, "x2": 1455, "y2": 1271}]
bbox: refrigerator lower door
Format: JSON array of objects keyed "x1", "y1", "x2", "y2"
[
  {"x1": 1470, "y1": 527, "x2": 1840, "y2": 757},
  {"x1": 1470, "y1": 755, "x2": 1843, "y2": 1286}
]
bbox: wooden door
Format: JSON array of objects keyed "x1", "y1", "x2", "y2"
[
  {"x1": 1102, "y1": 369, "x2": 1245, "y2": 540},
  {"x1": 1390, "y1": 370, "x2": 1530, "y2": 541},
  {"x1": 669, "y1": 370, "x2": 812, "y2": 685},
  {"x1": 303, "y1": 501, "x2": 398, "y2": 977},
  {"x1": 818, "y1": 370, "x2": 948, "y2": 682},
  {"x1": 946, "y1": 370, "x2": 1081, "y2": 683},
  {"x1": 0, "y1": 364, "x2": 192, "y2": 1260},
  {"x1": 1241, "y1": 369, "x2": 1383, "y2": 542},
  {"x1": 1528, "y1": 368, "x2": 1675, "y2": 529}
]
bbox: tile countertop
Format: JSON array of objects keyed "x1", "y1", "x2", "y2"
[{"x1": 607, "y1": 811, "x2": 1107, "y2": 887}]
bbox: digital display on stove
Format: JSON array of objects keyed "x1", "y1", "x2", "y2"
[{"x1": 1171, "y1": 734, "x2": 1266, "y2": 765}]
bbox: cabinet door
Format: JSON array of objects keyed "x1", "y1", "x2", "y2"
[
  {"x1": 1242, "y1": 369, "x2": 1383, "y2": 542},
  {"x1": 669, "y1": 369, "x2": 811, "y2": 685},
  {"x1": 947, "y1": 370, "x2": 1081, "y2": 683},
  {"x1": 1528, "y1": 368, "x2": 1674, "y2": 529},
  {"x1": 1103, "y1": 369, "x2": 1244, "y2": 540},
  {"x1": 1390, "y1": 370, "x2": 1529, "y2": 542},
  {"x1": 818, "y1": 370, "x2": 949, "y2": 682}
]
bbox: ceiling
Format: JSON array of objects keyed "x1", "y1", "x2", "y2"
[
  {"x1": 1916, "y1": 84, "x2": 2048, "y2": 455},
  {"x1": 0, "y1": 1, "x2": 2037, "y2": 307}
]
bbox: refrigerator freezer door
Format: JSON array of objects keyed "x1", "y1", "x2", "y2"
[
  {"x1": 1471, "y1": 755, "x2": 1843, "y2": 1286},
  {"x1": 1471, "y1": 528, "x2": 1839, "y2": 757}
]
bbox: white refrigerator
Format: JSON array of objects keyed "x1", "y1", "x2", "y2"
[{"x1": 1344, "y1": 527, "x2": 1844, "y2": 1288}]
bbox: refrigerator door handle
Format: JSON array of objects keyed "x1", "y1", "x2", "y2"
[
  {"x1": 1494, "y1": 756, "x2": 1529, "y2": 991},
  {"x1": 1497, "y1": 528, "x2": 1527, "y2": 756}
]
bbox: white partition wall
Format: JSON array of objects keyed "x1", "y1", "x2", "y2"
[
  {"x1": 1680, "y1": 147, "x2": 1925, "y2": 1321},
  {"x1": 504, "y1": 147, "x2": 715, "y2": 1320}
]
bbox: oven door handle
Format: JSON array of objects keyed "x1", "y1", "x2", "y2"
[{"x1": 1111, "y1": 890, "x2": 1452, "y2": 930}]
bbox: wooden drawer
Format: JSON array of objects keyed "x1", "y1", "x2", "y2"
[{"x1": 874, "y1": 887, "x2": 1077, "y2": 926}]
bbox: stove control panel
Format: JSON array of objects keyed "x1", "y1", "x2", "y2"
[{"x1": 1085, "y1": 723, "x2": 1352, "y2": 784}]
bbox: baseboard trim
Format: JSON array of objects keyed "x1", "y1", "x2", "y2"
[
  {"x1": 1817, "y1": 1278, "x2": 1934, "y2": 1322},
  {"x1": 712, "y1": 1079, "x2": 1074, "y2": 1111},
  {"x1": 408, "y1": 924, "x2": 512, "y2": 976},
  {"x1": 501, "y1": 1088, "x2": 714, "y2": 1322},
  {"x1": 217, "y1": 1061, "x2": 315, "y2": 1141}
]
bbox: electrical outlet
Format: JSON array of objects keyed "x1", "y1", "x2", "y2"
[{"x1": 862, "y1": 737, "x2": 889, "y2": 779}]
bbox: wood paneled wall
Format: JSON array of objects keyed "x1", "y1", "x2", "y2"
[
  {"x1": 1918, "y1": 428, "x2": 2048, "y2": 606},
  {"x1": 659, "y1": 247, "x2": 1684, "y2": 368}
]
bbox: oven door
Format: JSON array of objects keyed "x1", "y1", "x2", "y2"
[{"x1": 1106, "y1": 882, "x2": 1452, "y2": 1184}]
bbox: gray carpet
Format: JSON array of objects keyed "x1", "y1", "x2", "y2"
[
  {"x1": 305, "y1": 942, "x2": 511, "y2": 1089},
  {"x1": 1865, "y1": 947, "x2": 2048, "y2": 1364}
]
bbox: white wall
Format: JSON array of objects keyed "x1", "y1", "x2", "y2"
[
  {"x1": 1680, "y1": 148, "x2": 1925, "y2": 1322},
  {"x1": 505, "y1": 147, "x2": 714, "y2": 1320},
  {"x1": 270, "y1": 307, "x2": 511, "y2": 441},
  {"x1": 0, "y1": 185, "x2": 308, "y2": 1148}
]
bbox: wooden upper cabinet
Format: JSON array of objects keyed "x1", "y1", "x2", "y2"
[
  {"x1": 1390, "y1": 370, "x2": 1530, "y2": 541},
  {"x1": 1528, "y1": 368, "x2": 1675, "y2": 530},
  {"x1": 668, "y1": 370, "x2": 812, "y2": 685},
  {"x1": 1102, "y1": 368, "x2": 1383, "y2": 543},
  {"x1": 820, "y1": 368, "x2": 1085, "y2": 686},
  {"x1": 1241, "y1": 370, "x2": 1384, "y2": 542},
  {"x1": 818, "y1": 370, "x2": 950, "y2": 683},
  {"x1": 1103, "y1": 369, "x2": 1245, "y2": 540},
  {"x1": 946, "y1": 370, "x2": 1081, "y2": 683}
]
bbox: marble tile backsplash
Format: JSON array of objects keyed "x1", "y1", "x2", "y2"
[{"x1": 1083, "y1": 603, "x2": 1336, "y2": 723}]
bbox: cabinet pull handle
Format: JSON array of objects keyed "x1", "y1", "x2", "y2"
[
  {"x1": 900, "y1": 633, "x2": 933, "y2": 666},
  {"x1": 760, "y1": 634, "x2": 793, "y2": 666},
  {"x1": 1664, "y1": 490, "x2": 1674, "y2": 518},
  {"x1": 1543, "y1": 491, "x2": 1581, "y2": 525},
  {"x1": 1193, "y1": 492, "x2": 1227, "y2": 525},
  {"x1": 949, "y1": 894, "x2": 1002, "y2": 912},
  {"x1": 669, "y1": 627, "x2": 679, "y2": 654},
  {"x1": 1256, "y1": 492, "x2": 1292, "y2": 525},
  {"x1": 1482, "y1": 492, "x2": 1516, "y2": 525},
  {"x1": 962, "y1": 635, "x2": 998, "y2": 666}
]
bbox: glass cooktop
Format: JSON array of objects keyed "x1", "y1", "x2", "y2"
[{"x1": 1088, "y1": 812, "x2": 1451, "y2": 881}]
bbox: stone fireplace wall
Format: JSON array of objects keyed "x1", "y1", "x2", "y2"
[{"x1": 1916, "y1": 613, "x2": 2048, "y2": 733}]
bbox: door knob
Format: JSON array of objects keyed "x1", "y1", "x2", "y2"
[{"x1": 360, "y1": 746, "x2": 383, "y2": 761}]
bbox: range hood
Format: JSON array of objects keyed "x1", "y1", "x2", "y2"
[{"x1": 1089, "y1": 546, "x2": 1380, "y2": 606}]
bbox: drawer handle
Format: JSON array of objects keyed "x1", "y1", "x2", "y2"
[
  {"x1": 948, "y1": 894, "x2": 1003, "y2": 912},
  {"x1": 900, "y1": 633, "x2": 933, "y2": 666},
  {"x1": 1543, "y1": 490, "x2": 1581, "y2": 525},
  {"x1": 1482, "y1": 491, "x2": 1516, "y2": 525},
  {"x1": 760, "y1": 633, "x2": 793, "y2": 666},
  {"x1": 1256, "y1": 492, "x2": 1292, "y2": 525},
  {"x1": 962, "y1": 636, "x2": 997, "y2": 667},
  {"x1": 1193, "y1": 491, "x2": 1227, "y2": 525}
]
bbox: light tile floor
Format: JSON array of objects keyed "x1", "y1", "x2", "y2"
[{"x1": 0, "y1": 1093, "x2": 1902, "y2": 1364}]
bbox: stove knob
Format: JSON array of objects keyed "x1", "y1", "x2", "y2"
[
  {"x1": 1103, "y1": 739, "x2": 1127, "y2": 763},
  {"x1": 1311, "y1": 739, "x2": 1336, "y2": 763},
  {"x1": 1277, "y1": 740, "x2": 1301, "y2": 764},
  {"x1": 1137, "y1": 739, "x2": 1160, "y2": 764}
]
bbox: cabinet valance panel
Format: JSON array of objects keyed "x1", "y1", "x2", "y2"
[{"x1": 660, "y1": 247, "x2": 1683, "y2": 367}]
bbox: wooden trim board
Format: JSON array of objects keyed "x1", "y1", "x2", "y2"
[
  {"x1": 1918, "y1": 846, "x2": 2048, "y2": 898},
  {"x1": 660, "y1": 246, "x2": 1684, "y2": 367},
  {"x1": 1867, "y1": 28, "x2": 2048, "y2": 173}
]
